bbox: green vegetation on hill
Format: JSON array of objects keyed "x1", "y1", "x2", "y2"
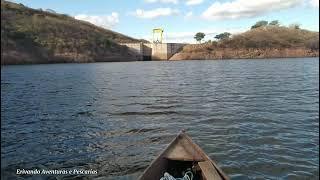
[
  {"x1": 214, "y1": 32, "x2": 231, "y2": 41},
  {"x1": 1, "y1": 0, "x2": 144, "y2": 65},
  {"x1": 194, "y1": 32, "x2": 205, "y2": 43}
]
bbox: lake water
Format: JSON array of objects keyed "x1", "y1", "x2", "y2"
[{"x1": 1, "y1": 58, "x2": 319, "y2": 180}]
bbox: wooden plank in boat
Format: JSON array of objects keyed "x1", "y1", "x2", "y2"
[{"x1": 199, "y1": 161, "x2": 223, "y2": 180}]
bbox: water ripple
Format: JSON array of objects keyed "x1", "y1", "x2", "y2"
[{"x1": 1, "y1": 58, "x2": 319, "y2": 180}]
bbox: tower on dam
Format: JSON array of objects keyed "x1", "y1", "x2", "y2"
[{"x1": 152, "y1": 28, "x2": 164, "y2": 44}]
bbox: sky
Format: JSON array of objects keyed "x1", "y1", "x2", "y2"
[{"x1": 10, "y1": 0, "x2": 320, "y2": 43}]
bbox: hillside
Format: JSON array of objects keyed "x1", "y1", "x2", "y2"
[
  {"x1": 1, "y1": 0, "x2": 144, "y2": 65},
  {"x1": 170, "y1": 26, "x2": 319, "y2": 60}
]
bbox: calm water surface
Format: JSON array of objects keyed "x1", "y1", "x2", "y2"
[{"x1": 1, "y1": 58, "x2": 319, "y2": 179}]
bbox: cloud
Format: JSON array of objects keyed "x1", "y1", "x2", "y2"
[
  {"x1": 145, "y1": 0, "x2": 178, "y2": 4},
  {"x1": 185, "y1": 0, "x2": 204, "y2": 6},
  {"x1": 310, "y1": 0, "x2": 319, "y2": 7},
  {"x1": 74, "y1": 13, "x2": 119, "y2": 29},
  {"x1": 144, "y1": 0, "x2": 204, "y2": 5},
  {"x1": 134, "y1": 8, "x2": 179, "y2": 19},
  {"x1": 184, "y1": 11, "x2": 193, "y2": 19},
  {"x1": 202, "y1": 0, "x2": 303, "y2": 20}
]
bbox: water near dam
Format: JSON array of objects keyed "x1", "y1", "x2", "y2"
[{"x1": 1, "y1": 58, "x2": 319, "y2": 179}]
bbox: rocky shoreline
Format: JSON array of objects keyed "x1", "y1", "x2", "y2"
[{"x1": 169, "y1": 48, "x2": 319, "y2": 60}]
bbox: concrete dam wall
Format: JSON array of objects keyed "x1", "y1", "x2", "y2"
[{"x1": 120, "y1": 43, "x2": 186, "y2": 61}]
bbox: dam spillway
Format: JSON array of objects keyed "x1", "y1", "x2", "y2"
[{"x1": 120, "y1": 43, "x2": 186, "y2": 61}]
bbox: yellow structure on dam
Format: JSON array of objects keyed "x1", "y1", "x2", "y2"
[{"x1": 152, "y1": 28, "x2": 164, "y2": 43}]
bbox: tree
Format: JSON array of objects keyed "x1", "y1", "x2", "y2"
[
  {"x1": 194, "y1": 32, "x2": 205, "y2": 43},
  {"x1": 289, "y1": 23, "x2": 300, "y2": 29},
  {"x1": 215, "y1": 32, "x2": 231, "y2": 40},
  {"x1": 251, "y1": 20, "x2": 268, "y2": 29},
  {"x1": 269, "y1": 20, "x2": 280, "y2": 26}
]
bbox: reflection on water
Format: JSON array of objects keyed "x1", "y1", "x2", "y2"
[{"x1": 1, "y1": 58, "x2": 319, "y2": 179}]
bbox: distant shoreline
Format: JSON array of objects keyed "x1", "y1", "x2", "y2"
[
  {"x1": 1, "y1": 56, "x2": 318, "y2": 66},
  {"x1": 169, "y1": 56, "x2": 319, "y2": 61},
  {"x1": 2, "y1": 1, "x2": 319, "y2": 65}
]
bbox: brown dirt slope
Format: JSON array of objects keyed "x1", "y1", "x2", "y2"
[
  {"x1": 1, "y1": 0, "x2": 144, "y2": 65},
  {"x1": 170, "y1": 26, "x2": 319, "y2": 60}
]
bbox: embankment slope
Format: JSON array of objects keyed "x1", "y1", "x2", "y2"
[{"x1": 170, "y1": 26, "x2": 319, "y2": 60}]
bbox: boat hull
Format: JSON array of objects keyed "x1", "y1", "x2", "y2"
[{"x1": 139, "y1": 131, "x2": 229, "y2": 180}]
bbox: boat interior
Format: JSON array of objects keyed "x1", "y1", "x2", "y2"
[
  {"x1": 165, "y1": 159, "x2": 202, "y2": 179},
  {"x1": 139, "y1": 132, "x2": 228, "y2": 180}
]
